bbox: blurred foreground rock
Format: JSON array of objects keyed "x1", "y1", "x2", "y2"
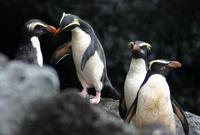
[
  {"x1": 18, "y1": 92, "x2": 135, "y2": 135},
  {"x1": 0, "y1": 54, "x2": 59, "y2": 135}
]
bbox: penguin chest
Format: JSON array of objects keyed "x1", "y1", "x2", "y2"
[
  {"x1": 124, "y1": 58, "x2": 147, "y2": 110},
  {"x1": 135, "y1": 75, "x2": 175, "y2": 131},
  {"x1": 82, "y1": 51, "x2": 104, "y2": 86},
  {"x1": 30, "y1": 36, "x2": 43, "y2": 66},
  {"x1": 71, "y1": 30, "x2": 91, "y2": 67},
  {"x1": 124, "y1": 72, "x2": 146, "y2": 110}
]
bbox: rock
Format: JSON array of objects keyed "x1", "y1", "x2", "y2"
[
  {"x1": 0, "y1": 53, "x2": 9, "y2": 68},
  {"x1": 178, "y1": 112, "x2": 200, "y2": 135},
  {"x1": 98, "y1": 97, "x2": 121, "y2": 119},
  {"x1": 98, "y1": 97, "x2": 200, "y2": 135},
  {"x1": 17, "y1": 91, "x2": 135, "y2": 135},
  {"x1": 0, "y1": 59, "x2": 60, "y2": 135}
]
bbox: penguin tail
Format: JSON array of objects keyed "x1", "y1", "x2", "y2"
[{"x1": 101, "y1": 76, "x2": 121, "y2": 100}]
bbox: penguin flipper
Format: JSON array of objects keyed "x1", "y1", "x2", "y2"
[
  {"x1": 124, "y1": 96, "x2": 138, "y2": 123},
  {"x1": 50, "y1": 42, "x2": 72, "y2": 65},
  {"x1": 171, "y1": 97, "x2": 189, "y2": 135},
  {"x1": 119, "y1": 95, "x2": 127, "y2": 120},
  {"x1": 81, "y1": 41, "x2": 96, "y2": 71}
]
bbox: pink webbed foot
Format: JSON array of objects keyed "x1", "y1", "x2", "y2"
[
  {"x1": 90, "y1": 91, "x2": 101, "y2": 104},
  {"x1": 79, "y1": 88, "x2": 88, "y2": 98}
]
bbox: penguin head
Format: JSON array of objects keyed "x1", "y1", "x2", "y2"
[
  {"x1": 25, "y1": 19, "x2": 57, "y2": 37},
  {"x1": 148, "y1": 59, "x2": 182, "y2": 76},
  {"x1": 57, "y1": 12, "x2": 80, "y2": 33},
  {"x1": 128, "y1": 41, "x2": 151, "y2": 59}
]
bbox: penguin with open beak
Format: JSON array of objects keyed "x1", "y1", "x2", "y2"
[
  {"x1": 15, "y1": 19, "x2": 57, "y2": 66},
  {"x1": 125, "y1": 59, "x2": 189, "y2": 135},
  {"x1": 119, "y1": 41, "x2": 151, "y2": 119},
  {"x1": 51, "y1": 13, "x2": 120, "y2": 104}
]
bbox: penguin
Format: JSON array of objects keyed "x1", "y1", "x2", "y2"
[
  {"x1": 125, "y1": 59, "x2": 189, "y2": 135},
  {"x1": 15, "y1": 19, "x2": 57, "y2": 66},
  {"x1": 119, "y1": 41, "x2": 151, "y2": 119},
  {"x1": 51, "y1": 13, "x2": 120, "y2": 104}
]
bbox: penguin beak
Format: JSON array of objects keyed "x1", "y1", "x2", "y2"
[
  {"x1": 54, "y1": 28, "x2": 61, "y2": 35},
  {"x1": 128, "y1": 42, "x2": 140, "y2": 50},
  {"x1": 47, "y1": 25, "x2": 57, "y2": 33},
  {"x1": 168, "y1": 61, "x2": 182, "y2": 68},
  {"x1": 132, "y1": 45, "x2": 140, "y2": 51}
]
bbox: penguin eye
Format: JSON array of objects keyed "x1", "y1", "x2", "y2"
[
  {"x1": 140, "y1": 46, "x2": 149, "y2": 51},
  {"x1": 33, "y1": 27, "x2": 47, "y2": 36}
]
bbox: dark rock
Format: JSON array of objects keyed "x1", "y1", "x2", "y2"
[
  {"x1": 0, "y1": 60, "x2": 59, "y2": 135},
  {"x1": 17, "y1": 91, "x2": 134, "y2": 135},
  {"x1": 177, "y1": 112, "x2": 200, "y2": 135}
]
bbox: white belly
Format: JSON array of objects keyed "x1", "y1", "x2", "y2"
[
  {"x1": 71, "y1": 27, "x2": 104, "y2": 90},
  {"x1": 134, "y1": 75, "x2": 176, "y2": 134},
  {"x1": 31, "y1": 36, "x2": 43, "y2": 67},
  {"x1": 124, "y1": 58, "x2": 147, "y2": 110},
  {"x1": 124, "y1": 72, "x2": 146, "y2": 110}
]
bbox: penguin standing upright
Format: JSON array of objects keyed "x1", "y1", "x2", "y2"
[
  {"x1": 51, "y1": 13, "x2": 120, "y2": 104},
  {"x1": 125, "y1": 59, "x2": 189, "y2": 135},
  {"x1": 119, "y1": 41, "x2": 151, "y2": 119},
  {"x1": 15, "y1": 19, "x2": 57, "y2": 66}
]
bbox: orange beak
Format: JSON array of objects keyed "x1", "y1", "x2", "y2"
[
  {"x1": 54, "y1": 28, "x2": 61, "y2": 35},
  {"x1": 132, "y1": 45, "x2": 140, "y2": 51},
  {"x1": 168, "y1": 61, "x2": 182, "y2": 68},
  {"x1": 47, "y1": 26, "x2": 61, "y2": 36},
  {"x1": 47, "y1": 25, "x2": 57, "y2": 33}
]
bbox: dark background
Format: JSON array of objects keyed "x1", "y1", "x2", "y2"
[{"x1": 0, "y1": 0, "x2": 200, "y2": 115}]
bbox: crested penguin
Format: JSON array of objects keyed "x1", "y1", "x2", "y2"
[
  {"x1": 51, "y1": 13, "x2": 120, "y2": 104},
  {"x1": 119, "y1": 41, "x2": 151, "y2": 119},
  {"x1": 125, "y1": 59, "x2": 189, "y2": 135},
  {"x1": 15, "y1": 19, "x2": 57, "y2": 66}
]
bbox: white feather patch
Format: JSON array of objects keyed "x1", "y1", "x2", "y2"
[
  {"x1": 27, "y1": 22, "x2": 47, "y2": 31},
  {"x1": 31, "y1": 36, "x2": 43, "y2": 66},
  {"x1": 148, "y1": 59, "x2": 170, "y2": 69},
  {"x1": 124, "y1": 58, "x2": 147, "y2": 110}
]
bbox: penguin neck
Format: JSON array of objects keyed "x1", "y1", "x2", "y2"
[
  {"x1": 80, "y1": 20, "x2": 96, "y2": 40},
  {"x1": 79, "y1": 20, "x2": 94, "y2": 35},
  {"x1": 128, "y1": 58, "x2": 147, "y2": 74},
  {"x1": 140, "y1": 70, "x2": 166, "y2": 88},
  {"x1": 30, "y1": 36, "x2": 43, "y2": 66},
  {"x1": 71, "y1": 27, "x2": 85, "y2": 37},
  {"x1": 71, "y1": 27, "x2": 91, "y2": 44},
  {"x1": 150, "y1": 68, "x2": 169, "y2": 77}
]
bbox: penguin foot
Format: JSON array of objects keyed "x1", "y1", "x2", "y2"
[
  {"x1": 79, "y1": 88, "x2": 88, "y2": 98},
  {"x1": 90, "y1": 91, "x2": 101, "y2": 104}
]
